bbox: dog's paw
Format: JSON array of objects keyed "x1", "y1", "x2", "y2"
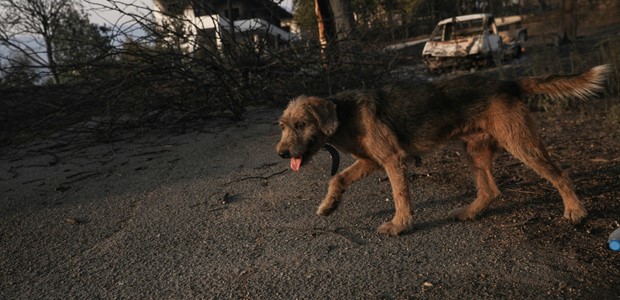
[
  {"x1": 377, "y1": 221, "x2": 409, "y2": 236},
  {"x1": 448, "y1": 206, "x2": 476, "y2": 221},
  {"x1": 316, "y1": 201, "x2": 339, "y2": 216},
  {"x1": 564, "y1": 205, "x2": 587, "y2": 224}
]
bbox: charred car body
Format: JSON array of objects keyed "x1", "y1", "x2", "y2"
[{"x1": 422, "y1": 14, "x2": 527, "y2": 73}]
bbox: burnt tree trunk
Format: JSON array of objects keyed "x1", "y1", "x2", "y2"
[
  {"x1": 314, "y1": 0, "x2": 331, "y2": 51},
  {"x1": 314, "y1": 0, "x2": 354, "y2": 45},
  {"x1": 329, "y1": 0, "x2": 354, "y2": 41},
  {"x1": 560, "y1": 0, "x2": 578, "y2": 43},
  {"x1": 314, "y1": 0, "x2": 355, "y2": 69}
]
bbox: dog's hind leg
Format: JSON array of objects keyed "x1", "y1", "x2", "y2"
[
  {"x1": 317, "y1": 158, "x2": 380, "y2": 216},
  {"x1": 449, "y1": 133, "x2": 501, "y2": 221},
  {"x1": 491, "y1": 104, "x2": 587, "y2": 223}
]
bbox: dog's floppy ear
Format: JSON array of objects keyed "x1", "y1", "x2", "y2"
[{"x1": 307, "y1": 97, "x2": 339, "y2": 136}]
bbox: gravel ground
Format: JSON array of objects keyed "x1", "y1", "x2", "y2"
[{"x1": 1, "y1": 102, "x2": 619, "y2": 298}]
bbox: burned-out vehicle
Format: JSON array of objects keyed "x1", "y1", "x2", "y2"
[{"x1": 422, "y1": 14, "x2": 526, "y2": 73}]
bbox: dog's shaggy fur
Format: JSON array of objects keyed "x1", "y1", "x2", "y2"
[{"x1": 276, "y1": 65, "x2": 609, "y2": 236}]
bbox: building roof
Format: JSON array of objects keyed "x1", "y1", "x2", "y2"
[
  {"x1": 156, "y1": 0, "x2": 292, "y2": 19},
  {"x1": 191, "y1": 0, "x2": 293, "y2": 19},
  {"x1": 241, "y1": 0, "x2": 293, "y2": 19}
]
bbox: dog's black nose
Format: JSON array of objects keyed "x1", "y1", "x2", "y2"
[{"x1": 278, "y1": 150, "x2": 291, "y2": 158}]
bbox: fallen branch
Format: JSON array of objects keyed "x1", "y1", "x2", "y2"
[
  {"x1": 224, "y1": 169, "x2": 287, "y2": 185},
  {"x1": 66, "y1": 171, "x2": 96, "y2": 179},
  {"x1": 128, "y1": 149, "x2": 170, "y2": 157},
  {"x1": 22, "y1": 178, "x2": 44, "y2": 185},
  {"x1": 504, "y1": 188, "x2": 544, "y2": 196},
  {"x1": 207, "y1": 206, "x2": 228, "y2": 213},
  {"x1": 64, "y1": 171, "x2": 101, "y2": 185}
]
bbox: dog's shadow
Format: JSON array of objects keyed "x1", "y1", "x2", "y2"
[
  {"x1": 413, "y1": 217, "x2": 457, "y2": 232},
  {"x1": 365, "y1": 208, "x2": 456, "y2": 232},
  {"x1": 362, "y1": 191, "x2": 514, "y2": 232}
]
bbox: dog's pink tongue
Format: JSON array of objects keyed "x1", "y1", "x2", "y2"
[{"x1": 290, "y1": 157, "x2": 302, "y2": 172}]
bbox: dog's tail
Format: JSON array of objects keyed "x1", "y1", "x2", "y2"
[{"x1": 517, "y1": 64, "x2": 610, "y2": 100}]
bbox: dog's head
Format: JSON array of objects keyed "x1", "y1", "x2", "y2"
[{"x1": 276, "y1": 96, "x2": 339, "y2": 171}]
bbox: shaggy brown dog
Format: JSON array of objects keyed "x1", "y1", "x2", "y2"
[{"x1": 276, "y1": 65, "x2": 608, "y2": 236}]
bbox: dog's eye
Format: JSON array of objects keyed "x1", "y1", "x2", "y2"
[
  {"x1": 279, "y1": 123, "x2": 285, "y2": 130},
  {"x1": 295, "y1": 122, "x2": 306, "y2": 130}
]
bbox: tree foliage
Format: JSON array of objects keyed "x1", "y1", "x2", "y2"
[
  {"x1": 0, "y1": 0, "x2": 109, "y2": 84},
  {"x1": 0, "y1": 53, "x2": 39, "y2": 87},
  {"x1": 53, "y1": 6, "x2": 112, "y2": 80},
  {"x1": 292, "y1": 0, "x2": 319, "y2": 39}
]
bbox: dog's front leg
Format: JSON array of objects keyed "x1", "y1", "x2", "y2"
[
  {"x1": 378, "y1": 158, "x2": 413, "y2": 236},
  {"x1": 317, "y1": 158, "x2": 379, "y2": 216}
]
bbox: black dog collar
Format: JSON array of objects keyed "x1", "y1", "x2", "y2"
[{"x1": 322, "y1": 144, "x2": 340, "y2": 176}]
